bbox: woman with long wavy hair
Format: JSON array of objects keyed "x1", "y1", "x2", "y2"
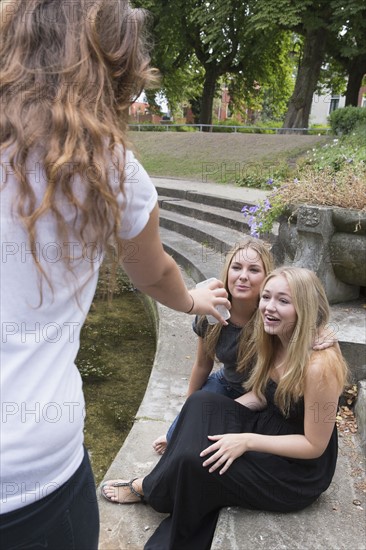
[{"x1": 0, "y1": 1, "x2": 229, "y2": 548}]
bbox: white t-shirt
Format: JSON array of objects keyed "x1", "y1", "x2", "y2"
[{"x1": 0, "y1": 147, "x2": 158, "y2": 513}]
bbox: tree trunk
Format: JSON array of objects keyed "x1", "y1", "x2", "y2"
[
  {"x1": 345, "y1": 57, "x2": 366, "y2": 106},
  {"x1": 199, "y1": 66, "x2": 219, "y2": 130},
  {"x1": 283, "y1": 29, "x2": 328, "y2": 131}
]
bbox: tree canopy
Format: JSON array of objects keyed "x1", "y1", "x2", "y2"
[
  {"x1": 133, "y1": 0, "x2": 366, "y2": 128},
  {"x1": 252, "y1": 0, "x2": 366, "y2": 127}
]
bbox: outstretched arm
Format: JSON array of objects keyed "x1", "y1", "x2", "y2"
[{"x1": 119, "y1": 204, "x2": 230, "y2": 322}]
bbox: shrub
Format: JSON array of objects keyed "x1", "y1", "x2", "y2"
[
  {"x1": 329, "y1": 106, "x2": 366, "y2": 135},
  {"x1": 129, "y1": 124, "x2": 167, "y2": 132},
  {"x1": 300, "y1": 124, "x2": 366, "y2": 172},
  {"x1": 238, "y1": 162, "x2": 291, "y2": 189},
  {"x1": 175, "y1": 125, "x2": 197, "y2": 132},
  {"x1": 241, "y1": 126, "x2": 366, "y2": 237}
]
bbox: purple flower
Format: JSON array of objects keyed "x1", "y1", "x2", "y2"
[
  {"x1": 294, "y1": 178, "x2": 299, "y2": 184},
  {"x1": 251, "y1": 230, "x2": 260, "y2": 237},
  {"x1": 263, "y1": 198, "x2": 271, "y2": 211},
  {"x1": 266, "y1": 178, "x2": 274, "y2": 186}
]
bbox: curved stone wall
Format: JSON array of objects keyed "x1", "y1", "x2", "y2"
[
  {"x1": 277, "y1": 205, "x2": 366, "y2": 303},
  {"x1": 330, "y1": 233, "x2": 366, "y2": 287}
]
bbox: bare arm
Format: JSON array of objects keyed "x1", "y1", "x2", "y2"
[
  {"x1": 200, "y1": 350, "x2": 341, "y2": 474},
  {"x1": 118, "y1": 204, "x2": 230, "y2": 321},
  {"x1": 235, "y1": 391, "x2": 267, "y2": 411},
  {"x1": 186, "y1": 337, "x2": 214, "y2": 397}
]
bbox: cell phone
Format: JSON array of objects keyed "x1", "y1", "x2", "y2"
[{"x1": 196, "y1": 278, "x2": 231, "y2": 325}]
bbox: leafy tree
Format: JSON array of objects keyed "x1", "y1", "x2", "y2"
[
  {"x1": 228, "y1": 31, "x2": 295, "y2": 122},
  {"x1": 252, "y1": 0, "x2": 333, "y2": 129},
  {"x1": 177, "y1": 1, "x2": 257, "y2": 128},
  {"x1": 133, "y1": 0, "x2": 202, "y2": 116},
  {"x1": 252, "y1": 0, "x2": 366, "y2": 128},
  {"x1": 328, "y1": 0, "x2": 366, "y2": 106},
  {"x1": 135, "y1": 0, "x2": 296, "y2": 127}
]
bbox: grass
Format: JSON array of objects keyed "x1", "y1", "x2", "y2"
[
  {"x1": 77, "y1": 268, "x2": 156, "y2": 485},
  {"x1": 129, "y1": 131, "x2": 328, "y2": 185}
]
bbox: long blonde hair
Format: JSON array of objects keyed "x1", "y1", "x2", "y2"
[
  {"x1": 245, "y1": 267, "x2": 348, "y2": 414},
  {"x1": 202, "y1": 238, "x2": 274, "y2": 371},
  {"x1": 0, "y1": 0, "x2": 157, "y2": 289}
]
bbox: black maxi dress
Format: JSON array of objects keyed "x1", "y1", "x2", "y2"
[{"x1": 142, "y1": 380, "x2": 338, "y2": 550}]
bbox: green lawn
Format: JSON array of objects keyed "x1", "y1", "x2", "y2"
[{"x1": 129, "y1": 131, "x2": 328, "y2": 184}]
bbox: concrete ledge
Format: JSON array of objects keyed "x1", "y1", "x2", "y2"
[
  {"x1": 98, "y1": 275, "x2": 198, "y2": 549},
  {"x1": 329, "y1": 300, "x2": 366, "y2": 382},
  {"x1": 355, "y1": 380, "x2": 366, "y2": 455},
  {"x1": 212, "y1": 430, "x2": 366, "y2": 549}
]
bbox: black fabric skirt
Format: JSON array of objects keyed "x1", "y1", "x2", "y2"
[{"x1": 143, "y1": 392, "x2": 337, "y2": 550}]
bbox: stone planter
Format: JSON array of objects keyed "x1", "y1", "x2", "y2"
[{"x1": 276, "y1": 205, "x2": 366, "y2": 304}]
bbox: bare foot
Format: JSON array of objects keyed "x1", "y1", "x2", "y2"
[
  {"x1": 152, "y1": 435, "x2": 167, "y2": 455},
  {"x1": 101, "y1": 478, "x2": 144, "y2": 504}
]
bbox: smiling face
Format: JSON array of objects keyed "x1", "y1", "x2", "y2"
[
  {"x1": 227, "y1": 247, "x2": 266, "y2": 306},
  {"x1": 259, "y1": 274, "x2": 297, "y2": 345}
]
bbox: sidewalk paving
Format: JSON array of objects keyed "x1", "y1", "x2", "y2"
[{"x1": 152, "y1": 175, "x2": 269, "y2": 204}]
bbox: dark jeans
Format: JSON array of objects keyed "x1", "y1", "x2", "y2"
[
  {"x1": 0, "y1": 448, "x2": 99, "y2": 550},
  {"x1": 166, "y1": 368, "x2": 244, "y2": 442}
]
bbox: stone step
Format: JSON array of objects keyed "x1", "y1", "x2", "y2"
[
  {"x1": 158, "y1": 195, "x2": 250, "y2": 233},
  {"x1": 155, "y1": 185, "x2": 253, "y2": 212},
  {"x1": 159, "y1": 208, "x2": 247, "y2": 258},
  {"x1": 152, "y1": 177, "x2": 269, "y2": 207},
  {"x1": 212, "y1": 423, "x2": 366, "y2": 549},
  {"x1": 160, "y1": 226, "x2": 228, "y2": 283}
]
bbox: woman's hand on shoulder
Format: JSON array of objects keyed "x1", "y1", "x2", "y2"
[{"x1": 312, "y1": 324, "x2": 338, "y2": 350}]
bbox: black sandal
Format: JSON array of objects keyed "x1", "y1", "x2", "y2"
[{"x1": 101, "y1": 478, "x2": 145, "y2": 504}]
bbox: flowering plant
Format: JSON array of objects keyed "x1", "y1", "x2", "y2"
[
  {"x1": 241, "y1": 179, "x2": 285, "y2": 237},
  {"x1": 241, "y1": 126, "x2": 366, "y2": 237}
]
